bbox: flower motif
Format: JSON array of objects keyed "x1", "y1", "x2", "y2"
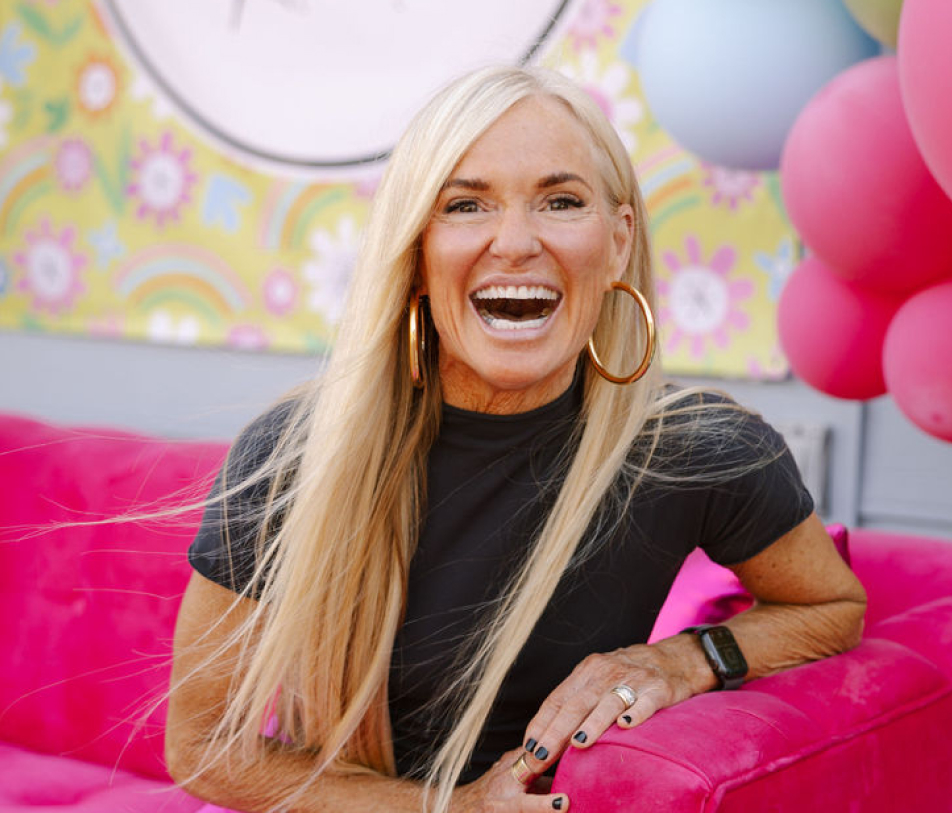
[
  {"x1": 146, "y1": 309, "x2": 200, "y2": 345},
  {"x1": 567, "y1": 0, "x2": 623, "y2": 51},
  {"x1": 227, "y1": 324, "x2": 269, "y2": 351},
  {"x1": 0, "y1": 256, "x2": 10, "y2": 297},
  {"x1": 353, "y1": 170, "x2": 384, "y2": 200},
  {"x1": 202, "y1": 173, "x2": 252, "y2": 232},
  {"x1": 0, "y1": 81, "x2": 12, "y2": 149},
  {"x1": 746, "y1": 346, "x2": 788, "y2": 381},
  {"x1": 129, "y1": 70, "x2": 174, "y2": 120},
  {"x1": 76, "y1": 55, "x2": 120, "y2": 117},
  {"x1": 0, "y1": 23, "x2": 36, "y2": 87},
  {"x1": 700, "y1": 162, "x2": 761, "y2": 210},
  {"x1": 303, "y1": 216, "x2": 360, "y2": 326},
  {"x1": 87, "y1": 220, "x2": 126, "y2": 270},
  {"x1": 262, "y1": 268, "x2": 299, "y2": 316},
  {"x1": 55, "y1": 137, "x2": 93, "y2": 192},
  {"x1": 87, "y1": 313, "x2": 125, "y2": 338},
  {"x1": 127, "y1": 131, "x2": 199, "y2": 226},
  {"x1": 657, "y1": 235, "x2": 753, "y2": 360},
  {"x1": 754, "y1": 236, "x2": 797, "y2": 302},
  {"x1": 13, "y1": 218, "x2": 87, "y2": 314},
  {"x1": 556, "y1": 53, "x2": 642, "y2": 154}
]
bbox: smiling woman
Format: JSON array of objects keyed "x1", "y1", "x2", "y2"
[{"x1": 165, "y1": 66, "x2": 865, "y2": 813}]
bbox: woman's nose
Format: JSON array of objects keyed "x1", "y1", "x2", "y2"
[{"x1": 489, "y1": 206, "x2": 542, "y2": 263}]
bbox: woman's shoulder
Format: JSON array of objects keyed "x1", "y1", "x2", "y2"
[
  {"x1": 225, "y1": 389, "x2": 310, "y2": 481},
  {"x1": 640, "y1": 384, "x2": 789, "y2": 478}
]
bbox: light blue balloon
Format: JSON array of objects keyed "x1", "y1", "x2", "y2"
[{"x1": 623, "y1": 0, "x2": 878, "y2": 170}]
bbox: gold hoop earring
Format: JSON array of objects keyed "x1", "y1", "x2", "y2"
[
  {"x1": 587, "y1": 281, "x2": 656, "y2": 385},
  {"x1": 408, "y1": 292, "x2": 425, "y2": 389}
]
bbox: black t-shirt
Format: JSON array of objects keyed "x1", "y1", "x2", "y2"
[{"x1": 189, "y1": 378, "x2": 813, "y2": 782}]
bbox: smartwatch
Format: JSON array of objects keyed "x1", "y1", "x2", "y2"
[{"x1": 681, "y1": 624, "x2": 748, "y2": 690}]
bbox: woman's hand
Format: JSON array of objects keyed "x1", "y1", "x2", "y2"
[
  {"x1": 520, "y1": 513, "x2": 867, "y2": 777},
  {"x1": 518, "y1": 636, "x2": 715, "y2": 775},
  {"x1": 452, "y1": 747, "x2": 569, "y2": 813}
]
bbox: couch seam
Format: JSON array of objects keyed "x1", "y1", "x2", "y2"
[
  {"x1": 586, "y1": 682, "x2": 952, "y2": 812},
  {"x1": 702, "y1": 683, "x2": 952, "y2": 810}
]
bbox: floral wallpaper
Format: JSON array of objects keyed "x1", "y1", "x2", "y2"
[{"x1": 0, "y1": 0, "x2": 797, "y2": 378}]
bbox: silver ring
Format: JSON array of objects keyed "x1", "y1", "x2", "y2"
[{"x1": 610, "y1": 684, "x2": 637, "y2": 708}]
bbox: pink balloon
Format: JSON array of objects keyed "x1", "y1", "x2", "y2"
[
  {"x1": 884, "y1": 280, "x2": 952, "y2": 442},
  {"x1": 778, "y1": 256, "x2": 901, "y2": 400},
  {"x1": 781, "y1": 56, "x2": 952, "y2": 295},
  {"x1": 899, "y1": 0, "x2": 952, "y2": 202}
]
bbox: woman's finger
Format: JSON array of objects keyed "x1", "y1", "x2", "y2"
[
  {"x1": 523, "y1": 655, "x2": 624, "y2": 768},
  {"x1": 521, "y1": 792, "x2": 570, "y2": 811},
  {"x1": 491, "y1": 749, "x2": 569, "y2": 811},
  {"x1": 615, "y1": 683, "x2": 664, "y2": 728},
  {"x1": 524, "y1": 687, "x2": 595, "y2": 771},
  {"x1": 568, "y1": 683, "x2": 637, "y2": 748}
]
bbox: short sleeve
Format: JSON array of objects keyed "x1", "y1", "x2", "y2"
[
  {"x1": 188, "y1": 400, "x2": 297, "y2": 597},
  {"x1": 693, "y1": 404, "x2": 814, "y2": 566}
]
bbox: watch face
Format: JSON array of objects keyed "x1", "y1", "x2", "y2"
[
  {"x1": 701, "y1": 626, "x2": 748, "y2": 679},
  {"x1": 710, "y1": 627, "x2": 747, "y2": 676}
]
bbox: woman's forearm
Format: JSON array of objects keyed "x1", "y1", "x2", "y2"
[
  {"x1": 723, "y1": 594, "x2": 866, "y2": 680},
  {"x1": 169, "y1": 736, "x2": 429, "y2": 813}
]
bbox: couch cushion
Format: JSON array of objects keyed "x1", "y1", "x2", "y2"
[
  {"x1": 554, "y1": 597, "x2": 952, "y2": 812},
  {"x1": 0, "y1": 741, "x2": 204, "y2": 811},
  {"x1": 0, "y1": 414, "x2": 227, "y2": 780}
]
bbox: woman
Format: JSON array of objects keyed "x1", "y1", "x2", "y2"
[{"x1": 166, "y1": 66, "x2": 866, "y2": 813}]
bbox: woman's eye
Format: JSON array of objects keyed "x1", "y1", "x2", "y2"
[
  {"x1": 445, "y1": 199, "x2": 480, "y2": 214},
  {"x1": 548, "y1": 195, "x2": 585, "y2": 211}
]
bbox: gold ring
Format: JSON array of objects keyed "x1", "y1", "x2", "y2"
[
  {"x1": 610, "y1": 684, "x2": 637, "y2": 708},
  {"x1": 510, "y1": 754, "x2": 536, "y2": 785}
]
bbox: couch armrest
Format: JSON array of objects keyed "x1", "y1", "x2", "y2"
[
  {"x1": 552, "y1": 598, "x2": 952, "y2": 812},
  {"x1": 849, "y1": 529, "x2": 952, "y2": 624}
]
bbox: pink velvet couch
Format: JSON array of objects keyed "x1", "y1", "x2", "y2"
[{"x1": 1, "y1": 411, "x2": 951, "y2": 812}]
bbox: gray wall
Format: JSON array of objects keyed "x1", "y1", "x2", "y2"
[{"x1": 2, "y1": 330, "x2": 950, "y2": 538}]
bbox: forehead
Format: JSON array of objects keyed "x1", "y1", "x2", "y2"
[{"x1": 452, "y1": 95, "x2": 602, "y2": 179}]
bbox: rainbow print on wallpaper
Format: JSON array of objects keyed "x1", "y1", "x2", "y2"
[{"x1": 0, "y1": 0, "x2": 797, "y2": 378}]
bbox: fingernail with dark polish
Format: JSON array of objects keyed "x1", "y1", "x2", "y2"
[
  {"x1": 622, "y1": 714, "x2": 632, "y2": 724},
  {"x1": 553, "y1": 796, "x2": 565, "y2": 810},
  {"x1": 534, "y1": 745, "x2": 549, "y2": 760},
  {"x1": 573, "y1": 731, "x2": 587, "y2": 744},
  {"x1": 525, "y1": 738, "x2": 537, "y2": 752}
]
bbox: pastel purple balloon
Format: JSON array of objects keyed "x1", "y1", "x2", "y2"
[
  {"x1": 631, "y1": 0, "x2": 876, "y2": 170},
  {"x1": 781, "y1": 56, "x2": 952, "y2": 296}
]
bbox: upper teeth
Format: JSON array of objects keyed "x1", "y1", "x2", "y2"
[{"x1": 473, "y1": 285, "x2": 559, "y2": 300}]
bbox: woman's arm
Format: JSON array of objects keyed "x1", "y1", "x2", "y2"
[
  {"x1": 167, "y1": 572, "x2": 568, "y2": 813},
  {"x1": 720, "y1": 511, "x2": 867, "y2": 678},
  {"x1": 518, "y1": 513, "x2": 867, "y2": 775}
]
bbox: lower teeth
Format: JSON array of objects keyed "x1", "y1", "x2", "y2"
[{"x1": 480, "y1": 312, "x2": 549, "y2": 330}]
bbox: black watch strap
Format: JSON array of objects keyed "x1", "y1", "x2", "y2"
[{"x1": 681, "y1": 624, "x2": 748, "y2": 691}]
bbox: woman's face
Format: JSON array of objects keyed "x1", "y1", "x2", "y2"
[{"x1": 419, "y1": 95, "x2": 635, "y2": 414}]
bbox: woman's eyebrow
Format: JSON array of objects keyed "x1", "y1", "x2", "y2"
[
  {"x1": 539, "y1": 172, "x2": 593, "y2": 191},
  {"x1": 442, "y1": 177, "x2": 490, "y2": 191}
]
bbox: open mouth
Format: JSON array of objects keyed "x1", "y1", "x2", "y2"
[{"x1": 471, "y1": 285, "x2": 561, "y2": 331}]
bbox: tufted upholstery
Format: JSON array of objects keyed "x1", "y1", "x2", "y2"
[
  {"x1": 553, "y1": 531, "x2": 952, "y2": 812},
  {"x1": 1, "y1": 411, "x2": 950, "y2": 812}
]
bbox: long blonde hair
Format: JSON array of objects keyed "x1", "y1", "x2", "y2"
[{"x1": 187, "y1": 65, "x2": 665, "y2": 812}]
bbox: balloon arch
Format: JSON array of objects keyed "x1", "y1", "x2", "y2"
[{"x1": 636, "y1": 0, "x2": 952, "y2": 443}]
